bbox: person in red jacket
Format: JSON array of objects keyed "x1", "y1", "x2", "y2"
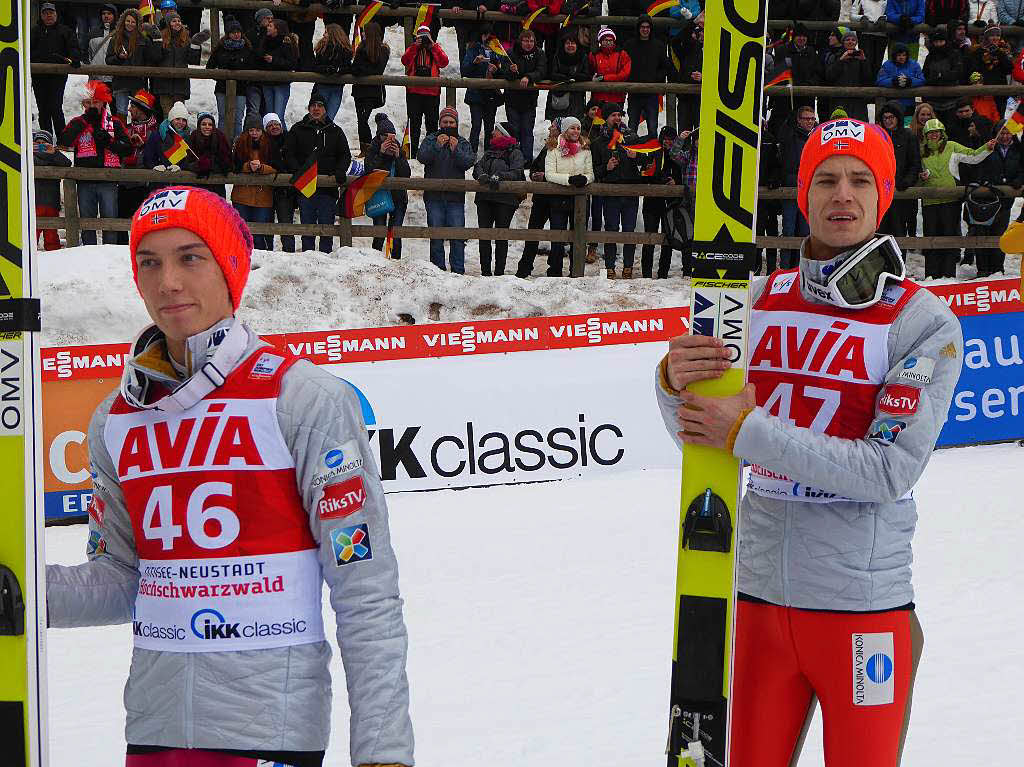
[
  {"x1": 401, "y1": 25, "x2": 450, "y2": 158},
  {"x1": 589, "y1": 26, "x2": 631, "y2": 120}
]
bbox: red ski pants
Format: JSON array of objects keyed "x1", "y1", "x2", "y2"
[{"x1": 730, "y1": 600, "x2": 921, "y2": 767}]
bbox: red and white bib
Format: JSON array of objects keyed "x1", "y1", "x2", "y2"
[
  {"x1": 104, "y1": 349, "x2": 327, "y2": 652},
  {"x1": 747, "y1": 270, "x2": 920, "y2": 502}
]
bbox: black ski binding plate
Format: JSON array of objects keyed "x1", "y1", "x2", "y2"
[
  {"x1": 682, "y1": 489, "x2": 732, "y2": 553},
  {"x1": 0, "y1": 565, "x2": 25, "y2": 636}
]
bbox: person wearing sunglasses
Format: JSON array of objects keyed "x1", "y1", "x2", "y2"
[{"x1": 655, "y1": 118, "x2": 963, "y2": 767}]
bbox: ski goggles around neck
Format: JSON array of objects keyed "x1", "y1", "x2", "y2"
[{"x1": 803, "y1": 235, "x2": 906, "y2": 310}]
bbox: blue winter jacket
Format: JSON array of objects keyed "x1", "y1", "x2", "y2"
[
  {"x1": 885, "y1": 0, "x2": 925, "y2": 43},
  {"x1": 877, "y1": 54, "x2": 926, "y2": 111},
  {"x1": 461, "y1": 41, "x2": 503, "y2": 106}
]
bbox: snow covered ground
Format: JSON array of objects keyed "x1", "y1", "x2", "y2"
[{"x1": 45, "y1": 444, "x2": 1023, "y2": 766}]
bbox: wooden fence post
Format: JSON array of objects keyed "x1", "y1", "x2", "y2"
[
  {"x1": 446, "y1": 86, "x2": 456, "y2": 108},
  {"x1": 337, "y1": 216, "x2": 353, "y2": 248},
  {"x1": 225, "y1": 79, "x2": 237, "y2": 143},
  {"x1": 61, "y1": 178, "x2": 80, "y2": 248},
  {"x1": 571, "y1": 192, "x2": 588, "y2": 277},
  {"x1": 404, "y1": 17, "x2": 415, "y2": 48},
  {"x1": 210, "y1": 8, "x2": 221, "y2": 47},
  {"x1": 667, "y1": 94, "x2": 677, "y2": 130}
]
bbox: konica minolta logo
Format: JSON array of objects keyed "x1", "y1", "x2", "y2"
[{"x1": 189, "y1": 608, "x2": 308, "y2": 640}]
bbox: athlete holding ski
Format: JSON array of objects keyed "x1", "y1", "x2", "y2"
[
  {"x1": 657, "y1": 119, "x2": 962, "y2": 766},
  {"x1": 45, "y1": 187, "x2": 413, "y2": 767}
]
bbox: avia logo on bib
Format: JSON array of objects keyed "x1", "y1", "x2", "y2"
[
  {"x1": 852, "y1": 632, "x2": 895, "y2": 705},
  {"x1": 750, "y1": 317, "x2": 883, "y2": 382},
  {"x1": 116, "y1": 402, "x2": 265, "y2": 478}
]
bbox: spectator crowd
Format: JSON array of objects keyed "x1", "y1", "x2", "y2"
[{"x1": 28, "y1": 0, "x2": 1024, "y2": 280}]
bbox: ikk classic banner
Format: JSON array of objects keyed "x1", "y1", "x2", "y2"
[{"x1": 39, "y1": 286, "x2": 1024, "y2": 522}]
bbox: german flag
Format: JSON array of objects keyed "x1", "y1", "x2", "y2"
[
  {"x1": 765, "y1": 67, "x2": 793, "y2": 88},
  {"x1": 353, "y1": 0, "x2": 384, "y2": 47},
  {"x1": 607, "y1": 128, "x2": 623, "y2": 149},
  {"x1": 401, "y1": 120, "x2": 411, "y2": 158},
  {"x1": 1008, "y1": 101, "x2": 1024, "y2": 135},
  {"x1": 646, "y1": 0, "x2": 678, "y2": 16},
  {"x1": 560, "y1": 1, "x2": 590, "y2": 28},
  {"x1": 139, "y1": 0, "x2": 155, "y2": 18},
  {"x1": 487, "y1": 36, "x2": 511, "y2": 59},
  {"x1": 641, "y1": 155, "x2": 661, "y2": 177},
  {"x1": 163, "y1": 133, "x2": 190, "y2": 164},
  {"x1": 383, "y1": 226, "x2": 395, "y2": 258},
  {"x1": 522, "y1": 7, "x2": 545, "y2": 29},
  {"x1": 624, "y1": 138, "x2": 663, "y2": 153},
  {"x1": 343, "y1": 169, "x2": 389, "y2": 218},
  {"x1": 291, "y1": 155, "x2": 318, "y2": 198},
  {"x1": 415, "y1": 3, "x2": 438, "y2": 31}
]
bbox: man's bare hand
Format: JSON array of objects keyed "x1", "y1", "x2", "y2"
[
  {"x1": 675, "y1": 384, "x2": 756, "y2": 449},
  {"x1": 665, "y1": 335, "x2": 732, "y2": 390}
]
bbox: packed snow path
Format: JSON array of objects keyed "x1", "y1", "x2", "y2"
[{"x1": 46, "y1": 445, "x2": 1022, "y2": 765}]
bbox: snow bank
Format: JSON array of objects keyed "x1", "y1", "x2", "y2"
[{"x1": 40, "y1": 243, "x2": 690, "y2": 347}]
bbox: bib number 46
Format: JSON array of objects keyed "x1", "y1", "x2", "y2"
[{"x1": 142, "y1": 482, "x2": 240, "y2": 551}]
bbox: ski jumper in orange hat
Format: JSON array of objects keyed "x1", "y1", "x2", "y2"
[
  {"x1": 654, "y1": 119, "x2": 964, "y2": 766},
  {"x1": 47, "y1": 186, "x2": 414, "y2": 767}
]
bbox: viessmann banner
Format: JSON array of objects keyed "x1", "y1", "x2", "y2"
[{"x1": 39, "y1": 282, "x2": 1023, "y2": 522}]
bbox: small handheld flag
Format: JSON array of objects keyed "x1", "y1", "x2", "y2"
[
  {"x1": 645, "y1": 0, "x2": 679, "y2": 17},
  {"x1": 401, "y1": 121, "x2": 411, "y2": 158},
  {"x1": 415, "y1": 3, "x2": 439, "y2": 31},
  {"x1": 383, "y1": 226, "x2": 395, "y2": 258},
  {"x1": 291, "y1": 156, "x2": 318, "y2": 198},
  {"x1": 353, "y1": 0, "x2": 384, "y2": 48},
  {"x1": 607, "y1": 128, "x2": 623, "y2": 149},
  {"x1": 560, "y1": 1, "x2": 590, "y2": 28},
  {"x1": 623, "y1": 138, "x2": 662, "y2": 153},
  {"x1": 522, "y1": 7, "x2": 545, "y2": 29},
  {"x1": 343, "y1": 169, "x2": 389, "y2": 218},
  {"x1": 765, "y1": 67, "x2": 793, "y2": 88},
  {"x1": 487, "y1": 36, "x2": 511, "y2": 59},
  {"x1": 1006, "y1": 101, "x2": 1024, "y2": 135},
  {"x1": 139, "y1": 0, "x2": 155, "y2": 18},
  {"x1": 163, "y1": 133, "x2": 190, "y2": 164}
]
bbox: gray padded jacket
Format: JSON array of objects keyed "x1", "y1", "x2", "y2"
[
  {"x1": 47, "y1": 319, "x2": 414, "y2": 765},
  {"x1": 656, "y1": 252, "x2": 963, "y2": 611}
]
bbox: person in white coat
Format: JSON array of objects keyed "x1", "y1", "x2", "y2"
[{"x1": 544, "y1": 117, "x2": 595, "y2": 276}]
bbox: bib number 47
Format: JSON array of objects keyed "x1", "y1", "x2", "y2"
[
  {"x1": 142, "y1": 482, "x2": 240, "y2": 551},
  {"x1": 762, "y1": 382, "x2": 841, "y2": 432}
]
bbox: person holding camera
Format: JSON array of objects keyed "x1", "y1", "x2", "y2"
[
  {"x1": 967, "y1": 23, "x2": 1013, "y2": 115},
  {"x1": 418, "y1": 106, "x2": 475, "y2": 274},
  {"x1": 402, "y1": 25, "x2": 450, "y2": 159},
  {"x1": 825, "y1": 30, "x2": 874, "y2": 121}
]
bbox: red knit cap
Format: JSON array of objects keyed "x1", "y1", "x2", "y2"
[
  {"x1": 797, "y1": 118, "x2": 897, "y2": 227},
  {"x1": 129, "y1": 186, "x2": 253, "y2": 311}
]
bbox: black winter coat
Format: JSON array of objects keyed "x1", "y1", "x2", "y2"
[
  {"x1": 824, "y1": 53, "x2": 874, "y2": 120},
  {"x1": 105, "y1": 35, "x2": 149, "y2": 94},
  {"x1": 351, "y1": 45, "x2": 389, "y2": 107},
  {"x1": 365, "y1": 137, "x2": 411, "y2": 206},
  {"x1": 546, "y1": 47, "x2": 591, "y2": 119},
  {"x1": 777, "y1": 120, "x2": 813, "y2": 186},
  {"x1": 145, "y1": 37, "x2": 201, "y2": 101},
  {"x1": 501, "y1": 43, "x2": 547, "y2": 111},
  {"x1": 623, "y1": 36, "x2": 669, "y2": 85},
  {"x1": 591, "y1": 124, "x2": 644, "y2": 184},
  {"x1": 669, "y1": 21, "x2": 702, "y2": 85},
  {"x1": 33, "y1": 147, "x2": 71, "y2": 208},
  {"x1": 473, "y1": 140, "x2": 526, "y2": 206},
  {"x1": 207, "y1": 41, "x2": 255, "y2": 94},
  {"x1": 312, "y1": 42, "x2": 352, "y2": 77},
  {"x1": 972, "y1": 141, "x2": 1024, "y2": 187},
  {"x1": 887, "y1": 125, "x2": 923, "y2": 192},
  {"x1": 923, "y1": 47, "x2": 964, "y2": 112},
  {"x1": 256, "y1": 33, "x2": 298, "y2": 73},
  {"x1": 283, "y1": 116, "x2": 353, "y2": 196},
  {"x1": 30, "y1": 21, "x2": 81, "y2": 70}
]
